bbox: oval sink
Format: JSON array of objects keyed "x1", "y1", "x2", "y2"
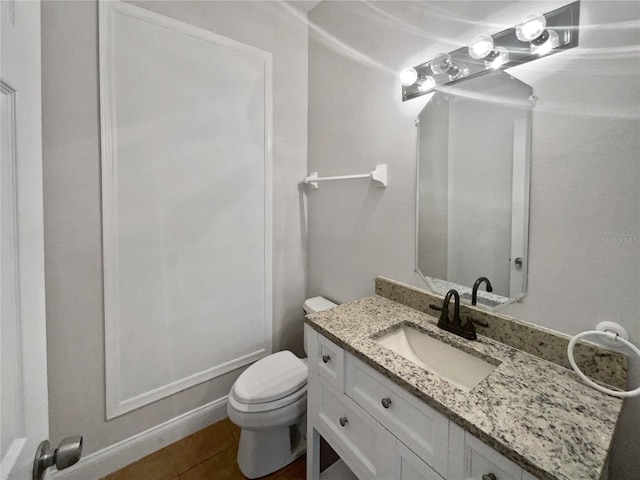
[{"x1": 373, "y1": 325, "x2": 499, "y2": 390}]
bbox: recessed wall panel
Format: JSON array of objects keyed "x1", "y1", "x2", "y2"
[{"x1": 100, "y1": 1, "x2": 272, "y2": 417}]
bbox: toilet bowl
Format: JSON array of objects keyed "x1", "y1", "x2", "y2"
[{"x1": 227, "y1": 297, "x2": 336, "y2": 479}]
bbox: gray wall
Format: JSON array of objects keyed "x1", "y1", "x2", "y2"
[
  {"x1": 307, "y1": 1, "x2": 639, "y2": 478},
  {"x1": 42, "y1": 0, "x2": 308, "y2": 454}
]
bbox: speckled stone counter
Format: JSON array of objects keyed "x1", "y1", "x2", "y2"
[
  {"x1": 305, "y1": 295, "x2": 623, "y2": 480},
  {"x1": 375, "y1": 277, "x2": 627, "y2": 390}
]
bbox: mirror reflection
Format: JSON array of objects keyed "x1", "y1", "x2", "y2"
[{"x1": 416, "y1": 71, "x2": 533, "y2": 309}]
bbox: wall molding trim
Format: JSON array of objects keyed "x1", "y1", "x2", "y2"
[
  {"x1": 99, "y1": 0, "x2": 273, "y2": 419},
  {"x1": 49, "y1": 396, "x2": 229, "y2": 480}
]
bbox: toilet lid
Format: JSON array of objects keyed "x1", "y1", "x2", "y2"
[{"x1": 233, "y1": 351, "x2": 307, "y2": 404}]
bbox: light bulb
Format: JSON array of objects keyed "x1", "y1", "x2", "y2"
[
  {"x1": 430, "y1": 53, "x2": 453, "y2": 75},
  {"x1": 399, "y1": 67, "x2": 418, "y2": 87},
  {"x1": 516, "y1": 13, "x2": 547, "y2": 42},
  {"x1": 417, "y1": 76, "x2": 436, "y2": 92},
  {"x1": 468, "y1": 35, "x2": 494, "y2": 60},
  {"x1": 484, "y1": 47, "x2": 509, "y2": 69},
  {"x1": 530, "y1": 29, "x2": 559, "y2": 55},
  {"x1": 430, "y1": 53, "x2": 467, "y2": 80}
]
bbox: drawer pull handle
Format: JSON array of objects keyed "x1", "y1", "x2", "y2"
[
  {"x1": 482, "y1": 474, "x2": 497, "y2": 480},
  {"x1": 381, "y1": 397, "x2": 392, "y2": 409},
  {"x1": 322, "y1": 354, "x2": 331, "y2": 363},
  {"x1": 339, "y1": 417, "x2": 348, "y2": 427}
]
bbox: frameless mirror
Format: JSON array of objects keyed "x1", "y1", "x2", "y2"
[{"x1": 416, "y1": 71, "x2": 534, "y2": 310}]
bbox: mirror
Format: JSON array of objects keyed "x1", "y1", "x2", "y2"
[{"x1": 416, "y1": 71, "x2": 533, "y2": 310}]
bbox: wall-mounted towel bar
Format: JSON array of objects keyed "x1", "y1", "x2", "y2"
[{"x1": 305, "y1": 164, "x2": 387, "y2": 189}]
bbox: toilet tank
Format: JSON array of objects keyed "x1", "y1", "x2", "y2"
[{"x1": 302, "y1": 296, "x2": 337, "y2": 356}]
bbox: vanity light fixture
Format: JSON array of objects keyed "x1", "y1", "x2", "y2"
[
  {"x1": 401, "y1": 1, "x2": 580, "y2": 101},
  {"x1": 399, "y1": 67, "x2": 418, "y2": 87},
  {"x1": 485, "y1": 47, "x2": 509, "y2": 69},
  {"x1": 468, "y1": 35, "x2": 494, "y2": 60},
  {"x1": 515, "y1": 13, "x2": 547, "y2": 42},
  {"x1": 468, "y1": 35, "x2": 510, "y2": 69},
  {"x1": 516, "y1": 13, "x2": 560, "y2": 55},
  {"x1": 399, "y1": 67, "x2": 436, "y2": 93},
  {"x1": 430, "y1": 53, "x2": 469, "y2": 81},
  {"x1": 417, "y1": 75, "x2": 436, "y2": 92},
  {"x1": 530, "y1": 29, "x2": 560, "y2": 56}
]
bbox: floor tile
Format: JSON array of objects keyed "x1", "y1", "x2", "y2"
[
  {"x1": 274, "y1": 455, "x2": 307, "y2": 480},
  {"x1": 180, "y1": 444, "x2": 244, "y2": 480},
  {"x1": 168, "y1": 420, "x2": 235, "y2": 474},
  {"x1": 103, "y1": 445, "x2": 179, "y2": 480},
  {"x1": 280, "y1": 456, "x2": 306, "y2": 480},
  {"x1": 105, "y1": 418, "x2": 309, "y2": 480},
  {"x1": 223, "y1": 417, "x2": 241, "y2": 442},
  {"x1": 260, "y1": 455, "x2": 306, "y2": 480}
]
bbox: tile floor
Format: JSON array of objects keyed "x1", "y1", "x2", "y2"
[{"x1": 102, "y1": 418, "x2": 305, "y2": 480}]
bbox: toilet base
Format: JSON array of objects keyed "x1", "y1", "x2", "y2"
[{"x1": 237, "y1": 416, "x2": 306, "y2": 479}]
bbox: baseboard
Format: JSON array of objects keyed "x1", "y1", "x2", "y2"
[{"x1": 48, "y1": 396, "x2": 229, "y2": 480}]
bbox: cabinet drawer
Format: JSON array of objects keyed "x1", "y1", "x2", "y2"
[
  {"x1": 346, "y1": 355, "x2": 449, "y2": 476},
  {"x1": 309, "y1": 332, "x2": 345, "y2": 392},
  {"x1": 315, "y1": 379, "x2": 397, "y2": 480},
  {"x1": 449, "y1": 422, "x2": 524, "y2": 480}
]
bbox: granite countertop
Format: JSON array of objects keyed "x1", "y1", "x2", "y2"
[{"x1": 305, "y1": 295, "x2": 623, "y2": 480}]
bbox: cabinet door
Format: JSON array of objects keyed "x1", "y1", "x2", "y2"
[
  {"x1": 315, "y1": 378, "x2": 398, "y2": 480},
  {"x1": 398, "y1": 442, "x2": 444, "y2": 480},
  {"x1": 449, "y1": 423, "x2": 523, "y2": 480}
]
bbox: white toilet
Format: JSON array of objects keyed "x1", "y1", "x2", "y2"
[{"x1": 227, "y1": 296, "x2": 337, "y2": 479}]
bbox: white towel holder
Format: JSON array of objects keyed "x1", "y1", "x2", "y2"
[
  {"x1": 305, "y1": 164, "x2": 387, "y2": 189},
  {"x1": 567, "y1": 322, "x2": 640, "y2": 398}
]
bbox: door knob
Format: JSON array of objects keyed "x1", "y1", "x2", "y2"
[
  {"x1": 33, "y1": 436, "x2": 83, "y2": 480},
  {"x1": 381, "y1": 397, "x2": 392, "y2": 408},
  {"x1": 322, "y1": 354, "x2": 331, "y2": 363},
  {"x1": 339, "y1": 417, "x2": 348, "y2": 427}
]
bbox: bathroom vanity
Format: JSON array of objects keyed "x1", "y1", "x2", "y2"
[{"x1": 304, "y1": 294, "x2": 623, "y2": 480}]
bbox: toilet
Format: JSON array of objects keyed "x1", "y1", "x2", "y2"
[{"x1": 227, "y1": 296, "x2": 337, "y2": 479}]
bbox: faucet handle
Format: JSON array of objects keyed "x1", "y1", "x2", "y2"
[
  {"x1": 429, "y1": 304, "x2": 443, "y2": 312},
  {"x1": 466, "y1": 317, "x2": 489, "y2": 328}
]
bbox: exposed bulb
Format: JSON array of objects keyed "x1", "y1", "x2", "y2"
[
  {"x1": 417, "y1": 76, "x2": 436, "y2": 92},
  {"x1": 530, "y1": 29, "x2": 559, "y2": 55},
  {"x1": 516, "y1": 13, "x2": 547, "y2": 42},
  {"x1": 399, "y1": 67, "x2": 418, "y2": 87},
  {"x1": 484, "y1": 47, "x2": 509, "y2": 69},
  {"x1": 430, "y1": 53, "x2": 453, "y2": 75},
  {"x1": 468, "y1": 35, "x2": 494, "y2": 60},
  {"x1": 430, "y1": 53, "x2": 467, "y2": 80}
]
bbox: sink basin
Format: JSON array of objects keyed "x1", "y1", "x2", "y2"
[{"x1": 373, "y1": 325, "x2": 499, "y2": 390}]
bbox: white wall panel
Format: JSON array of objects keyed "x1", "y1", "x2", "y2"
[{"x1": 99, "y1": 1, "x2": 272, "y2": 418}]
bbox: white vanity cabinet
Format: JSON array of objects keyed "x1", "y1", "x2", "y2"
[
  {"x1": 448, "y1": 423, "x2": 526, "y2": 480},
  {"x1": 305, "y1": 325, "x2": 540, "y2": 480}
]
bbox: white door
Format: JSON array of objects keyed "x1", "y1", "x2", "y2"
[{"x1": 1, "y1": 1, "x2": 49, "y2": 479}]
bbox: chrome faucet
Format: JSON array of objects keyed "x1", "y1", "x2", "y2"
[
  {"x1": 430, "y1": 288, "x2": 488, "y2": 341},
  {"x1": 472, "y1": 277, "x2": 493, "y2": 306}
]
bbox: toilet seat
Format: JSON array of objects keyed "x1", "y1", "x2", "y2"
[
  {"x1": 229, "y1": 384, "x2": 307, "y2": 413},
  {"x1": 230, "y1": 351, "x2": 307, "y2": 413}
]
